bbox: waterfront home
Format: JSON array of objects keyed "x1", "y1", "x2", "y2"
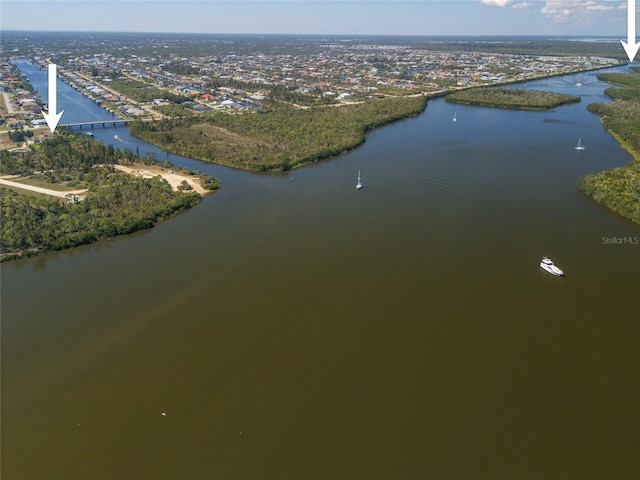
[{"x1": 7, "y1": 119, "x2": 27, "y2": 128}]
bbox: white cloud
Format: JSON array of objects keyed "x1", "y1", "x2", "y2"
[
  {"x1": 479, "y1": 0, "x2": 625, "y2": 31},
  {"x1": 481, "y1": 0, "x2": 514, "y2": 5},
  {"x1": 481, "y1": 0, "x2": 624, "y2": 16},
  {"x1": 480, "y1": 0, "x2": 531, "y2": 7},
  {"x1": 540, "y1": 1, "x2": 620, "y2": 23}
]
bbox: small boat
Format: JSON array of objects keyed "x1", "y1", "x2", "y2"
[
  {"x1": 575, "y1": 138, "x2": 585, "y2": 151},
  {"x1": 540, "y1": 257, "x2": 564, "y2": 277},
  {"x1": 114, "y1": 134, "x2": 120, "y2": 141},
  {"x1": 356, "y1": 170, "x2": 363, "y2": 190},
  {"x1": 453, "y1": 111, "x2": 457, "y2": 122}
]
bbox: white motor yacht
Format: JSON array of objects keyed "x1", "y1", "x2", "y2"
[{"x1": 540, "y1": 257, "x2": 564, "y2": 277}]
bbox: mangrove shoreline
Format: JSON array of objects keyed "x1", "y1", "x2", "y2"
[
  {"x1": 0, "y1": 132, "x2": 219, "y2": 262},
  {"x1": 579, "y1": 67, "x2": 640, "y2": 225},
  {"x1": 129, "y1": 95, "x2": 429, "y2": 172},
  {"x1": 445, "y1": 87, "x2": 581, "y2": 110}
]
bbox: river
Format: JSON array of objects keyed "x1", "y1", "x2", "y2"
[{"x1": 2, "y1": 60, "x2": 639, "y2": 479}]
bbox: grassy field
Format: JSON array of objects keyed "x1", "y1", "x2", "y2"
[{"x1": 11, "y1": 176, "x2": 87, "y2": 191}]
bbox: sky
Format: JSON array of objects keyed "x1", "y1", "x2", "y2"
[{"x1": 0, "y1": 1, "x2": 633, "y2": 36}]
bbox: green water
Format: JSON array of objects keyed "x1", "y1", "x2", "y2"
[{"x1": 2, "y1": 68, "x2": 639, "y2": 479}]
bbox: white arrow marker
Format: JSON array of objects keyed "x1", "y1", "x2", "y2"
[
  {"x1": 41, "y1": 63, "x2": 64, "y2": 132},
  {"x1": 621, "y1": 0, "x2": 640, "y2": 62}
]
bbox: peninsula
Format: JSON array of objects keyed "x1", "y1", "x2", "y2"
[
  {"x1": 0, "y1": 131, "x2": 219, "y2": 261},
  {"x1": 129, "y1": 96, "x2": 427, "y2": 171}
]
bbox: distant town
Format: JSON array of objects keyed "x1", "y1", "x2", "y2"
[{"x1": 0, "y1": 32, "x2": 623, "y2": 137}]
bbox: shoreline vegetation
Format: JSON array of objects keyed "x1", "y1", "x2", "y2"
[
  {"x1": 445, "y1": 87, "x2": 581, "y2": 110},
  {"x1": 130, "y1": 95, "x2": 428, "y2": 171},
  {"x1": 579, "y1": 67, "x2": 640, "y2": 224},
  {"x1": 2, "y1": 35, "x2": 635, "y2": 262},
  {"x1": 0, "y1": 131, "x2": 219, "y2": 261},
  {"x1": 124, "y1": 67, "x2": 620, "y2": 174}
]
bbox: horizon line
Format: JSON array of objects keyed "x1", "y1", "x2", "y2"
[{"x1": 1, "y1": 30, "x2": 624, "y2": 38}]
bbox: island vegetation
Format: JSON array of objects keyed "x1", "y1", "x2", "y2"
[
  {"x1": 0, "y1": 131, "x2": 219, "y2": 261},
  {"x1": 130, "y1": 95, "x2": 428, "y2": 171},
  {"x1": 445, "y1": 87, "x2": 581, "y2": 110},
  {"x1": 579, "y1": 67, "x2": 640, "y2": 224}
]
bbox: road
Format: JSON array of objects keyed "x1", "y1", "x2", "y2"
[
  {"x1": 2, "y1": 92, "x2": 15, "y2": 114},
  {"x1": 0, "y1": 177, "x2": 87, "y2": 199}
]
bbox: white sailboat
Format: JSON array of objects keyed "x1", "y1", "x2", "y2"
[
  {"x1": 453, "y1": 111, "x2": 457, "y2": 122},
  {"x1": 575, "y1": 138, "x2": 585, "y2": 151},
  {"x1": 356, "y1": 170, "x2": 363, "y2": 190}
]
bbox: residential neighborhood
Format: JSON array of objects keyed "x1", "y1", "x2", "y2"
[{"x1": 1, "y1": 33, "x2": 622, "y2": 134}]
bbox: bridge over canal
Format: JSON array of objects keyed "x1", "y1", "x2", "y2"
[{"x1": 62, "y1": 119, "x2": 133, "y2": 130}]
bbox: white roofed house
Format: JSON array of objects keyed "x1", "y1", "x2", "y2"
[
  {"x1": 125, "y1": 108, "x2": 145, "y2": 116},
  {"x1": 221, "y1": 99, "x2": 245, "y2": 110}
]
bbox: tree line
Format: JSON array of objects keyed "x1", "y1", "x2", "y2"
[
  {"x1": 446, "y1": 87, "x2": 580, "y2": 110},
  {"x1": 130, "y1": 95, "x2": 428, "y2": 171},
  {"x1": 0, "y1": 132, "x2": 217, "y2": 260},
  {"x1": 580, "y1": 67, "x2": 640, "y2": 224},
  {"x1": 1, "y1": 174, "x2": 200, "y2": 260}
]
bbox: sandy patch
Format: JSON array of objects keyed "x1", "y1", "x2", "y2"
[{"x1": 113, "y1": 164, "x2": 209, "y2": 194}]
